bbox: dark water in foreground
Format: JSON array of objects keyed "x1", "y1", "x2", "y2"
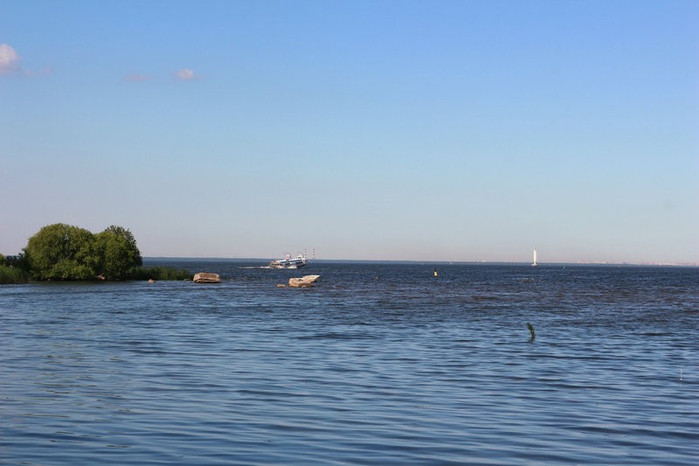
[{"x1": 1, "y1": 261, "x2": 697, "y2": 465}]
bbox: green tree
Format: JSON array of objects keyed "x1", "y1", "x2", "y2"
[
  {"x1": 95, "y1": 225, "x2": 142, "y2": 280},
  {"x1": 24, "y1": 223, "x2": 99, "y2": 280}
]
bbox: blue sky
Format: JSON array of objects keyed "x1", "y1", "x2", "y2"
[{"x1": 1, "y1": 0, "x2": 697, "y2": 263}]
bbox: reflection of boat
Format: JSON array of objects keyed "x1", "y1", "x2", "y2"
[{"x1": 269, "y1": 254, "x2": 308, "y2": 269}]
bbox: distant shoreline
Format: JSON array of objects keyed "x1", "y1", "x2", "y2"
[{"x1": 143, "y1": 258, "x2": 699, "y2": 268}]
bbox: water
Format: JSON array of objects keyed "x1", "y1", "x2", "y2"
[{"x1": 1, "y1": 261, "x2": 697, "y2": 464}]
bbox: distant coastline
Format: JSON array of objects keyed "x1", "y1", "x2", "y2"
[{"x1": 143, "y1": 257, "x2": 699, "y2": 268}]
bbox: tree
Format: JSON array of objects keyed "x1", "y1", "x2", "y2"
[
  {"x1": 22, "y1": 223, "x2": 144, "y2": 281},
  {"x1": 24, "y1": 223, "x2": 98, "y2": 280},
  {"x1": 95, "y1": 225, "x2": 142, "y2": 280}
]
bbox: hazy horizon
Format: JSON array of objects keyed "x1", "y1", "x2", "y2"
[
  {"x1": 141, "y1": 255, "x2": 697, "y2": 267},
  {"x1": 2, "y1": 1, "x2": 697, "y2": 265}
]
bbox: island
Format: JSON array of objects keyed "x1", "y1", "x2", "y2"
[{"x1": 0, "y1": 223, "x2": 191, "y2": 284}]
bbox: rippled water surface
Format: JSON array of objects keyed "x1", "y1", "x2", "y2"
[{"x1": 2, "y1": 261, "x2": 698, "y2": 464}]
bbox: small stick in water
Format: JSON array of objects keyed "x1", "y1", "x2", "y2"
[{"x1": 527, "y1": 322, "x2": 536, "y2": 341}]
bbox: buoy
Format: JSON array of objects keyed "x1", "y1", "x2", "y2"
[{"x1": 433, "y1": 268, "x2": 438, "y2": 277}]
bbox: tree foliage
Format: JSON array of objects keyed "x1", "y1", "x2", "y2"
[
  {"x1": 25, "y1": 224, "x2": 95, "y2": 280},
  {"x1": 96, "y1": 225, "x2": 142, "y2": 279},
  {"x1": 24, "y1": 223, "x2": 143, "y2": 281}
]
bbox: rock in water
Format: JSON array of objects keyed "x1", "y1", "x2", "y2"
[
  {"x1": 288, "y1": 274, "x2": 320, "y2": 288},
  {"x1": 193, "y1": 272, "x2": 221, "y2": 283}
]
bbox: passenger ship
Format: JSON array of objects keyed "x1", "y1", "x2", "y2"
[{"x1": 268, "y1": 254, "x2": 308, "y2": 269}]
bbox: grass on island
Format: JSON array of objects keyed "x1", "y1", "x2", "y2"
[
  {"x1": 0, "y1": 265, "x2": 29, "y2": 284},
  {"x1": 0, "y1": 264, "x2": 192, "y2": 284}
]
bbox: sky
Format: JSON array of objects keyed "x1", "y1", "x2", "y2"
[{"x1": 1, "y1": 0, "x2": 697, "y2": 264}]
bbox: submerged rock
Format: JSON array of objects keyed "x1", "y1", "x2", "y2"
[
  {"x1": 193, "y1": 272, "x2": 221, "y2": 283},
  {"x1": 288, "y1": 274, "x2": 320, "y2": 288}
]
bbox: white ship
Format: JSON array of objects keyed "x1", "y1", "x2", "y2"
[
  {"x1": 532, "y1": 249, "x2": 538, "y2": 267},
  {"x1": 268, "y1": 254, "x2": 308, "y2": 269}
]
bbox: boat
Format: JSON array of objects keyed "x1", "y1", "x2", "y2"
[
  {"x1": 532, "y1": 249, "x2": 538, "y2": 267},
  {"x1": 268, "y1": 254, "x2": 308, "y2": 269}
]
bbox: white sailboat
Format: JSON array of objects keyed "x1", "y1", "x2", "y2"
[{"x1": 532, "y1": 249, "x2": 538, "y2": 267}]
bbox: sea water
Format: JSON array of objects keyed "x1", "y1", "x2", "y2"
[{"x1": 1, "y1": 261, "x2": 697, "y2": 464}]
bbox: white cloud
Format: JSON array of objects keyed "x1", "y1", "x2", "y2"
[
  {"x1": 0, "y1": 43, "x2": 20, "y2": 75},
  {"x1": 175, "y1": 68, "x2": 195, "y2": 81}
]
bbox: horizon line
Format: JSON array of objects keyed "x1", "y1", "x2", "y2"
[{"x1": 142, "y1": 257, "x2": 699, "y2": 267}]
